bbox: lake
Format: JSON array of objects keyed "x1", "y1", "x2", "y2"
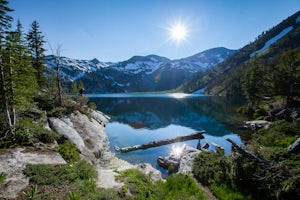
[{"x1": 88, "y1": 93, "x2": 247, "y2": 174}]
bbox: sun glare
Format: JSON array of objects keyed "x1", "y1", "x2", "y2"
[
  {"x1": 170, "y1": 93, "x2": 189, "y2": 98},
  {"x1": 169, "y1": 22, "x2": 188, "y2": 42},
  {"x1": 170, "y1": 144, "x2": 186, "y2": 159}
]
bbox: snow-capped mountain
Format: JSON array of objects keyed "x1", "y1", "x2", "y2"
[
  {"x1": 45, "y1": 55, "x2": 109, "y2": 81},
  {"x1": 173, "y1": 47, "x2": 237, "y2": 73},
  {"x1": 45, "y1": 47, "x2": 236, "y2": 92},
  {"x1": 110, "y1": 55, "x2": 170, "y2": 75}
]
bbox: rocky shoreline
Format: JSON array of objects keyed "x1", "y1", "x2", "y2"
[{"x1": 1, "y1": 108, "x2": 198, "y2": 199}]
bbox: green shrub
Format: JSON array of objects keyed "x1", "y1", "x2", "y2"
[
  {"x1": 75, "y1": 179, "x2": 96, "y2": 195},
  {"x1": 256, "y1": 120, "x2": 299, "y2": 147},
  {"x1": 168, "y1": 165, "x2": 175, "y2": 174},
  {"x1": 193, "y1": 151, "x2": 231, "y2": 186},
  {"x1": 74, "y1": 160, "x2": 97, "y2": 180},
  {"x1": 211, "y1": 184, "x2": 251, "y2": 200},
  {"x1": 253, "y1": 106, "x2": 268, "y2": 119},
  {"x1": 34, "y1": 92, "x2": 56, "y2": 111},
  {"x1": 160, "y1": 173, "x2": 206, "y2": 200},
  {"x1": 88, "y1": 102, "x2": 97, "y2": 110},
  {"x1": 77, "y1": 96, "x2": 89, "y2": 106},
  {"x1": 48, "y1": 106, "x2": 67, "y2": 117},
  {"x1": 116, "y1": 169, "x2": 156, "y2": 199},
  {"x1": 58, "y1": 140, "x2": 80, "y2": 162},
  {"x1": 0, "y1": 172, "x2": 6, "y2": 184},
  {"x1": 15, "y1": 117, "x2": 59, "y2": 145}
]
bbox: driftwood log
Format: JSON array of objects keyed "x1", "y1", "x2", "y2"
[
  {"x1": 287, "y1": 136, "x2": 300, "y2": 154},
  {"x1": 115, "y1": 131, "x2": 205, "y2": 153},
  {"x1": 226, "y1": 138, "x2": 266, "y2": 163}
]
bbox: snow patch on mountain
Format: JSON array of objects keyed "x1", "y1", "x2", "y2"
[
  {"x1": 111, "y1": 55, "x2": 169, "y2": 75},
  {"x1": 250, "y1": 26, "x2": 294, "y2": 57},
  {"x1": 46, "y1": 55, "x2": 109, "y2": 81},
  {"x1": 115, "y1": 61, "x2": 163, "y2": 75},
  {"x1": 173, "y1": 47, "x2": 236, "y2": 72}
]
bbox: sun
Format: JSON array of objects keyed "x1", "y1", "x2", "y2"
[{"x1": 169, "y1": 22, "x2": 188, "y2": 42}]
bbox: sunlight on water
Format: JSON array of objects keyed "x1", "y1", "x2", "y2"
[
  {"x1": 169, "y1": 93, "x2": 189, "y2": 98},
  {"x1": 170, "y1": 144, "x2": 186, "y2": 158}
]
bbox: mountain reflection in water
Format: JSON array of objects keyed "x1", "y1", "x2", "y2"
[{"x1": 88, "y1": 93, "x2": 247, "y2": 173}]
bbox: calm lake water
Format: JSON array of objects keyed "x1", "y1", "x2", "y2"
[{"x1": 88, "y1": 93, "x2": 247, "y2": 174}]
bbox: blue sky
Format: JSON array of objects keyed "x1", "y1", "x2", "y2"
[{"x1": 9, "y1": 0, "x2": 300, "y2": 62}]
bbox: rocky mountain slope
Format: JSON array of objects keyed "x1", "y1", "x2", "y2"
[
  {"x1": 179, "y1": 10, "x2": 300, "y2": 95},
  {"x1": 46, "y1": 47, "x2": 236, "y2": 93}
]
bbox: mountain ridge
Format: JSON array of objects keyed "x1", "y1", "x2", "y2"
[{"x1": 46, "y1": 47, "x2": 236, "y2": 92}]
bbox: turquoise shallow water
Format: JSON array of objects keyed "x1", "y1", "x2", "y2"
[{"x1": 88, "y1": 93, "x2": 246, "y2": 174}]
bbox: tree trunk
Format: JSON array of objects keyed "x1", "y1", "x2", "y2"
[
  {"x1": 115, "y1": 131, "x2": 205, "y2": 153},
  {"x1": 0, "y1": 60, "x2": 14, "y2": 136},
  {"x1": 55, "y1": 55, "x2": 63, "y2": 106},
  {"x1": 8, "y1": 46, "x2": 16, "y2": 127},
  {"x1": 226, "y1": 138, "x2": 266, "y2": 163}
]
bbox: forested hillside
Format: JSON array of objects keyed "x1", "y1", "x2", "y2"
[{"x1": 179, "y1": 10, "x2": 300, "y2": 96}]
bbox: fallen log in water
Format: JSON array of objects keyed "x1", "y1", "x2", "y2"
[{"x1": 115, "y1": 131, "x2": 205, "y2": 153}]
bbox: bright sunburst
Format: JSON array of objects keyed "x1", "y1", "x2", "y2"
[{"x1": 169, "y1": 22, "x2": 188, "y2": 43}]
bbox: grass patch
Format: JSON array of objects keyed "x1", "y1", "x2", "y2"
[
  {"x1": 23, "y1": 161, "x2": 207, "y2": 199},
  {"x1": 116, "y1": 169, "x2": 206, "y2": 199},
  {"x1": 159, "y1": 173, "x2": 206, "y2": 200},
  {"x1": 24, "y1": 160, "x2": 96, "y2": 186},
  {"x1": 211, "y1": 184, "x2": 252, "y2": 200},
  {"x1": 23, "y1": 160, "x2": 119, "y2": 199}
]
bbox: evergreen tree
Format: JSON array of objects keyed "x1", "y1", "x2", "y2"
[
  {"x1": 71, "y1": 81, "x2": 78, "y2": 94},
  {"x1": 274, "y1": 49, "x2": 300, "y2": 104},
  {"x1": 26, "y1": 20, "x2": 46, "y2": 88},
  {"x1": 242, "y1": 58, "x2": 265, "y2": 109},
  {"x1": 6, "y1": 20, "x2": 38, "y2": 111},
  {"x1": 0, "y1": 0, "x2": 13, "y2": 136}
]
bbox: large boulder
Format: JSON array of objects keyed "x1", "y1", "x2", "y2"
[
  {"x1": 68, "y1": 110, "x2": 110, "y2": 157},
  {"x1": 178, "y1": 146, "x2": 201, "y2": 173},
  {"x1": 157, "y1": 144, "x2": 201, "y2": 174},
  {"x1": 48, "y1": 110, "x2": 111, "y2": 164},
  {"x1": 48, "y1": 117, "x2": 86, "y2": 152},
  {"x1": 244, "y1": 120, "x2": 271, "y2": 131}
]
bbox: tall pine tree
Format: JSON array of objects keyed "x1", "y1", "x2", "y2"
[
  {"x1": 6, "y1": 20, "x2": 38, "y2": 111},
  {"x1": 26, "y1": 20, "x2": 46, "y2": 88},
  {"x1": 0, "y1": 0, "x2": 14, "y2": 136}
]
